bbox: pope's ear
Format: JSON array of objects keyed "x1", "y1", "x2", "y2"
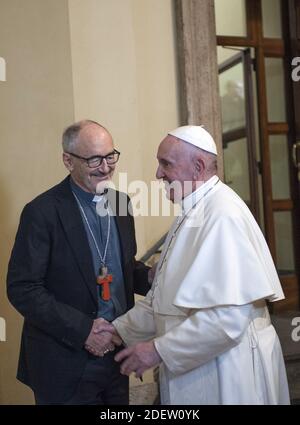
[
  {"x1": 195, "y1": 157, "x2": 205, "y2": 175},
  {"x1": 62, "y1": 152, "x2": 74, "y2": 171}
]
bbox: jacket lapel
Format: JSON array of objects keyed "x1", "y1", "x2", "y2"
[
  {"x1": 107, "y1": 189, "x2": 133, "y2": 308},
  {"x1": 54, "y1": 178, "x2": 98, "y2": 306}
]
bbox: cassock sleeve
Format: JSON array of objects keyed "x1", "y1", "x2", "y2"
[
  {"x1": 113, "y1": 288, "x2": 156, "y2": 346},
  {"x1": 154, "y1": 303, "x2": 253, "y2": 376}
]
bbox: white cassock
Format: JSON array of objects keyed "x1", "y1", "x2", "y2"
[{"x1": 113, "y1": 175, "x2": 290, "y2": 405}]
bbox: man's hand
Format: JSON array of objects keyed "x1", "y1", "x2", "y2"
[
  {"x1": 114, "y1": 341, "x2": 161, "y2": 378},
  {"x1": 93, "y1": 318, "x2": 123, "y2": 347},
  {"x1": 85, "y1": 318, "x2": 116, "y2": 356}
]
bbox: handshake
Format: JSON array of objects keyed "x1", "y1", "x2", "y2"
[
  {"x1": 84, "y1": 318, "x2": 121, "y2": 357},
  {"x1": 84, "y1": 317, "x2": 162, "y2": 379},
  {"x1": 83, "y1": 263, "x2": 161, "y2": 376}
]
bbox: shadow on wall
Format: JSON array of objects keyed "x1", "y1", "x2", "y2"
[{"x1": 0, "y1": 175, "x2": 34, "y2": 404}]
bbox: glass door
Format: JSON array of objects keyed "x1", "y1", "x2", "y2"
[
  {"x1": 215, "y1": 0, "x2": 300, "y2": 311},
  {"x1": 219, "y1": 49, "x2": 260, "y2": 221}
]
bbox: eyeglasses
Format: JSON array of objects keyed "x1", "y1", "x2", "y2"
[{"x1": 66, "y1": 149, "x2": 120, "y2": 168}]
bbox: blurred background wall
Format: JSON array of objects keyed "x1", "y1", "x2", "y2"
[{"x1": 0, "y1": 0, "x2": 179, "y2": 404}]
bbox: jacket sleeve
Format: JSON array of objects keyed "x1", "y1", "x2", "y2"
[
  {"x1": 127, "y1": 196, "x2": 151, "y2": 296},
  {"x1": 7, "y1": 203, "x2": 93, "y2": 350},
  {"x1": 133, "y1": 260, "x2": 151, "y2": 296},
  {"x1": 154, "y1": 303, "x2": 253, "y2": 375}
]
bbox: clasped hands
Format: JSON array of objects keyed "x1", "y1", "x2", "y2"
[
  {"x1": 84, "y1": 318, "x2": 161, "y2": 378},
  {"x1": 84, "y1": 318, "x2": 121, "y2": 357}
]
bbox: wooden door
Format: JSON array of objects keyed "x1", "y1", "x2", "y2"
[{"x1": 216, "y1": 0, "x2": 300, "y2": 311}]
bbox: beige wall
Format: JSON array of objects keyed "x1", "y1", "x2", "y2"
[
  {"x1": 0, "y1": 0, "x2": 75, "y2": 404},
  {"x1": 0, "y1": 0, "x2": 179, "y2": 404},
  {"x1": 68, "y1": 0, "x2": 179, "y2": 255}
]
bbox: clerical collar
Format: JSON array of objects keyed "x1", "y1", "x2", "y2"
[
  {"x1": 70, "y1": 178, "x2": 104, "y2": 204},
  {"x1": 180, "y1": 175, "x2": 220, "y2": 214}
]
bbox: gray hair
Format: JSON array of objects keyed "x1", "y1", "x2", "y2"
[{"x1": 62, "y1": 120, "x2": 108, "y2": 152}]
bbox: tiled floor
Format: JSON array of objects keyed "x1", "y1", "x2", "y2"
[{"x1": 129, "y1": 383, "x2": 158, "y2": 405}]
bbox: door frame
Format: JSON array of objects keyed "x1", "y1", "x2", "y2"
[
  {"x1": 175, "y1": 0, "x2": 300, "y2": 311},
  {"x1": 218, "y1": 0, "x2": 300, "y2": 310},
  {"x1": 286, "y1": 0, "x2": 300, "y2": 307}
]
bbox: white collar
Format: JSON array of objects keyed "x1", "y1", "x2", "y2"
[
  {"x1": 180, "y1": 175, "x2": 219, "y2": 214},
  {"x1": 92, "y1": 194, "x2": 105, "y2": 203}
]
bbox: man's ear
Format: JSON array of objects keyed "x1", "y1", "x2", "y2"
[
  {"x1": 62, "y1": 153, "x2": 74, "y2": 172},
  {"x1": 194, "y1": 157, "x2": 205, "y2": 178}
]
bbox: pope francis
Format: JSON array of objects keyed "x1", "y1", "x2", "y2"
[{"x1": 98, "y1": 125, "x2": 290, "y2": 405}]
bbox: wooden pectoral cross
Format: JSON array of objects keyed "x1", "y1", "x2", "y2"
[{"x1": 97, "y1": 266, "x2": 113, "y2": 301}]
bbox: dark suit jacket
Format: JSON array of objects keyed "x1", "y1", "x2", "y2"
[{"x1": 7, "y1": 176, "x2": 150, "y2": 402}]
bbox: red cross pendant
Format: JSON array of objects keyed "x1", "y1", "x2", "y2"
[{"x1": 96, "y1": 266, "x2": 113, "y2": 301}]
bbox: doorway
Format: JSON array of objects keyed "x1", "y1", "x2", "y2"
[{"x1": 215, "y1": 0, "x2": 300, "y2": 311}]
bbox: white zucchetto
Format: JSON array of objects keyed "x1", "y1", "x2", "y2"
[{"x1": 168, "y1": 125, "x2": 218, "y2": 155}]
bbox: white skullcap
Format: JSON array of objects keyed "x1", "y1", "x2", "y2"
[{"x1": 168, "y1": 125, "x2": 218, "y2": 155}]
